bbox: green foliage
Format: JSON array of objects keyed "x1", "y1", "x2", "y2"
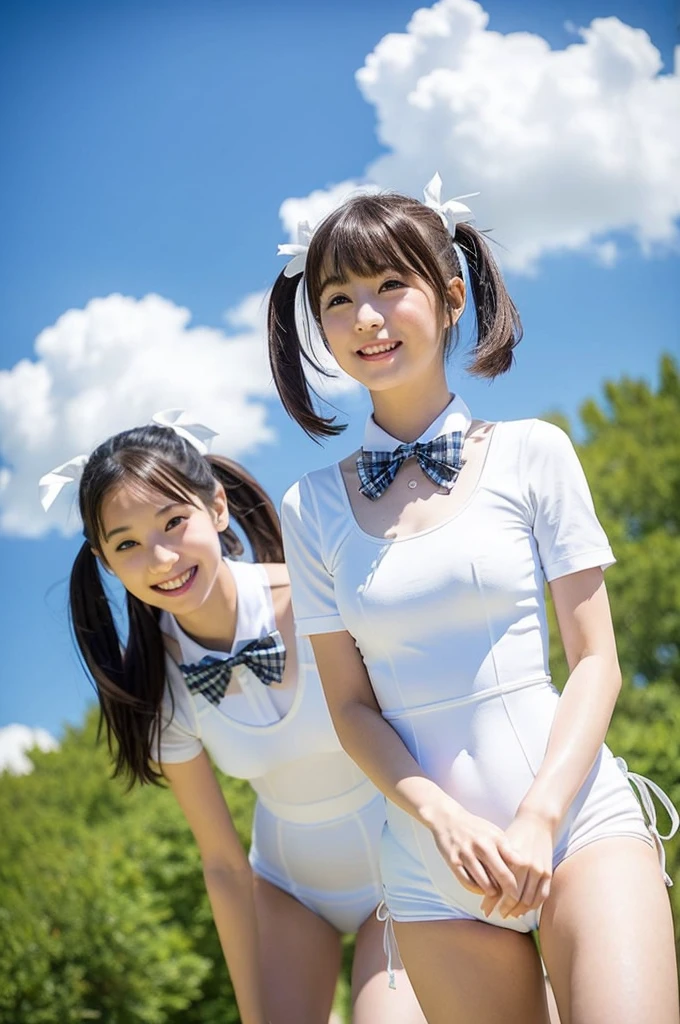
[
  {"x1": 545, "y1": 354, "x2": 680, "y2": 941},
  {"x1": 0, "y1": 709, "x2": 253, "y2": 1023}
]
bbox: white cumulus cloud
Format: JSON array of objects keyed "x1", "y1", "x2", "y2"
[
  {"x1": 0, "y1": 292, "x2": 278, "y2": 537},
  {"x1": 0, "y1": 724, "x2": 60, "y2": 775},
  {"x1": 0, "y1": 290, "x2": 358, "y2": 538},
  {"x1": 279, "y1": 0, "x2": 680, "y2": 272}
]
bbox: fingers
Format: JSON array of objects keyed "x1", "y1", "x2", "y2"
[
  {"x1": 454, "y1": 855, "x2": 499, "y2": 898},
  {"x1": 455, "y1": 839, "x2": 521, "y2": 903},
  {"x1": 499, "y1": 867, "x2": 552, "y2": 919},
  {"x1": 455, "y1": 865, "x2": 488, "y2": 897}
]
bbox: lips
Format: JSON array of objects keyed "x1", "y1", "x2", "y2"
[
  {"x1": 356, "y1": 340, "x2": 402, "y2": 359},
  {"x1": 151, "y1": 565, "x2": 198, "y2": 595}
]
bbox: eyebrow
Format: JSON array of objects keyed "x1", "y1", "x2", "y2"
[
  {"x1": 103, "y1": 502, "x2": 183, "y2": 542},
  {"x1": 319, "y1": 273, "x2": 348, "y2": 294}
]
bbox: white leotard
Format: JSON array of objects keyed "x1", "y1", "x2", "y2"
[
  {"x1": 156, "y1": 558, "x2": 384, "y2": 932},
  {"x1": 281, "y1": 414, "x2": 675, "y2": 930}
]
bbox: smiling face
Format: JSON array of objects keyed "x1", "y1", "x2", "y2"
[
  {"x1": 96, "y1": 478, "x2": 230, "y2": 618},
  {"x1": 319, "y1": 269, "x2": 465, "y2": 394}
]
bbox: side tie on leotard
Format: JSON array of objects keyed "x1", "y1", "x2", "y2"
[
  {"x1": 376, "y1": 899, "x2": 400, "y2": 990},
  {"x1": 616, "y1": 757, "x2": 679, "y2": 886}
]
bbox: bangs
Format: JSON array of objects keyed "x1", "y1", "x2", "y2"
[
  {"x1": 305, "y1": 194, "x2": 452, "y2": 315},
  {"x1": 92, "y1": 450, "x2": 207, "y2": 547}
]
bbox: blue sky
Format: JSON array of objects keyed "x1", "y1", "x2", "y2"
[{"x1": 0, "y1": 0, "x2": 678, "y2": 747}]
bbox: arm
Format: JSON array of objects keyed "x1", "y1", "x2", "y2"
[
  {"x1": 487, "y1": 566, "x2": 622, "y2": 918},
  {"x1": 160, "y1": 752, "x2": 268, "y2": 1024},
  {"x1": 311, "y1": 631, "x2": 521, "y2": 903}
]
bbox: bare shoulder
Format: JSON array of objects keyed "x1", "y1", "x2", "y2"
[
  {"x1": 261, "y1": 562, "x2": 293, "y2": 621},
  {"x1": 262, "y1": 561, "x2": 290, "y2": 588}
]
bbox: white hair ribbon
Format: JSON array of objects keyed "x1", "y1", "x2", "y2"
[
  {"x1": 150, "y1": 409, "x2": 219, "y2": 455},
  {"x1": 39, "y1": 454, "x2": 89, "y2": 512},
  {"x1": 422, "y1": 172, "x2": 478, "y2": 236},
  {"x1": 39, "y1": 410, "x2": 220, "y2": 514},
  {"x1": 277, "y1": 221, "x2": 314, "y2": 278}
]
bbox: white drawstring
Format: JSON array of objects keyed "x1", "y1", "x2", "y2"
[
  {"x1": 376, "y1": 900, "x2": 399, "y2": 989},
  {"x1": 616, "y1": 756, "x2": 679, "y2": 886}
]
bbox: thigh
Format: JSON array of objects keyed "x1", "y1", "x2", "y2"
[
  {"x1": 351, "y1": 910, "x2": 426, "y2": 1024},
  {"x1": 540, "y1": 837, "x2": 679, "y2": 1024},
  {"x1": 393, "y1": 918, "x2": 551, "y2": 1024},
  {"x1": 253, "y1": 875, "x2": 342, "y2": 1024}
]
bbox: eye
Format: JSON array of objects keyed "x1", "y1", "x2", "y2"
[
  {"x1": 380, "y1": 278, "x2": 406, "y2": 291},
  {"x1": 165, "y1": 515, "x2": 186, "y2": 531},
  {"x1": 326, "y1": 293, "x2": 350, "y2": 309},
  {"x1": 115, "y1": 539, "x2": 137, "y2": 553}
]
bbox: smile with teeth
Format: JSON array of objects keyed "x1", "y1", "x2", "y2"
[
  {"x1": 357, "y1": 341, "x2": 401, "y2": 356},
  {"x1": 154, "y1": 566, "x2": 197, "y2": 592}
]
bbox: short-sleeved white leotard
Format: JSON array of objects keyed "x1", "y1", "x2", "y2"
[
  {"x1": 155, "y1": 558, "x2": 384, "y2": 932},
  {"x1": 281, "y1": 413, "x2": 668, "y2": 930}
]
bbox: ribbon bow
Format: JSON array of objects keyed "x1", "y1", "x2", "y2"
[
  {"x1": 422, "y1": 172, "x2": 478, "y2": 236},
  {"x1": 39, "y1": 409, "x2": 220, "y2": 513},
  {"x1": 180, "y1": 630, "x2": 287, "y2": 706},
  {"x1": 39, "y1": 455, "x2": 90, "y2": 512},
  {"x1": 277, "y1": 221, "x2": 314, "y2": 278},
  {"x1": 150, "y1": 410, "x2": 219, "y2": 456},
  {"x1": 356, "y1": 433, "x2": 465, "y2": 502}
]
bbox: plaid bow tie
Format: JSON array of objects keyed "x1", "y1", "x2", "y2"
[
  {"x1": 180, "y1": 630, "x2": 287, "y2": 706},
  {"x1": 356, "y1": 432, "x2": 465, "y2": 501}
]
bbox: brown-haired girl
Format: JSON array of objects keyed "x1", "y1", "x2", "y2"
[
  {"x1": 270, "y1": 177, "x2": 679, "y2": 1024},
  {"x1": 52, "y1": 418, "x2": 426, "y2": 1024}
]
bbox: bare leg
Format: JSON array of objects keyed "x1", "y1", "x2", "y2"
[
  {"x1": 540, "y1": 837, "x2": 679, "y2": 1024},
  {"x1": 253, "y1": 876, "x2": 342, "y2": 1024},
  {"x1": 351, "y1": 910, "x2": 426, "y2": 1023},
  {"x1": 394, "y1": 918, "x2": 551, "y2": 1024}
]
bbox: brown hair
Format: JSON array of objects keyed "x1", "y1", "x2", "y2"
[
  {"x1": 268, "y1": 191, "x2": 522, "y2": 438},
  {"x1": 69, "y1": 423, "x2": 283, "y2": 786}
]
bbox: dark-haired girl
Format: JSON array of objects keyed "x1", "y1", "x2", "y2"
[
  {"x1": 270, "y1": 178, "x2": 679, "y2": 1024},
  {"x1": 57, "y1": 419, "x2": 425, "y2": 1024}
]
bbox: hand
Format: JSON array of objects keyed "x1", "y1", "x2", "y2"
[
  {"x1": 480, "y1": 807, "x2": 554, "y2": 919},
  {"x1": 429, "y1": 800, "x2": 522, "y2": 906}
]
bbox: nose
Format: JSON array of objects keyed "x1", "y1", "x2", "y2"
[
  {"x1": 354, "y1": 300, "x2": 384, "y2": 333},
  {"x1": 148, "y1": 544, "x2": 179, "y2": 575}
]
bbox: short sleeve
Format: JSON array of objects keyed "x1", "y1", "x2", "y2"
[
  {"x1": 150, "y1": 667, "x2": 203, "y2": 765},
  {"x1": 525, "y1": 419, "x2": 615, "y2": 583},
  {"x1": 280, "y1": 476, "x2": 345, "y2": 636}
]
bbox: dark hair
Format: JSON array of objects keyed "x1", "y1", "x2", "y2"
[
  {"x1": 268, "y1": 191, "x2": 522, "y2": 438},
  {"x1": 69, "y1": 424, "x2": 283, "y2": 787}
]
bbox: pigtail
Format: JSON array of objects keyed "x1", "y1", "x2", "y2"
[
  {"x1": 207, "y1": 454, "x2": 285, "y2": 563},
  {"x1": 267, "y1": 270, "x2": 345, "y2": 440},
  {"x1": 454, "y1": 222, "x2": 523, "y2": 378},
  {"x1": 69, "y1": 541, "x2": 166, "y2": 787}
]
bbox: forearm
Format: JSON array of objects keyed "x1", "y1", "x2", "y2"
[
  {"x1": 334, "y1": 699, "x2": 459, "y2": 828},
  {"x1": 519, "y1": 653, "x2": 621, "y2": 831},
  {"x1": 204, "y1": 865, "x2": 268, "y2": 1024}
]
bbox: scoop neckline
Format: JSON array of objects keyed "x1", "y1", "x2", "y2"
[
  {"x1": 332, "y1": 420, "x2": 501, "y2": 545},
  {"x1": 168, "y1": 561, "x2": 307, "y2": 735}
]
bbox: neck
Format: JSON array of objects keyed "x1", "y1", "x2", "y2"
[
  {"x1": 174, "y1": 558, "x2": 238, "y2": 653},
  {"x1": 370, "y1": 375, "x2": 453, "y2": 444}
]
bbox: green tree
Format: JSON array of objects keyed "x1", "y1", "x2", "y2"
[
  {"x1": 546, "y1": 353, "x2": 680, "y2": 942},
  {"x1": 0, "y1": 709, "x2": 253, "y2": 1023}
]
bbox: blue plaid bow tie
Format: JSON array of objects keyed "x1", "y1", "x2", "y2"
[
  {"x1": 356, "y1": 432, "x2": 465, "y2": 501},
  {"x1": 180, "y1": 630, "x2": 287, "y2": 706}
]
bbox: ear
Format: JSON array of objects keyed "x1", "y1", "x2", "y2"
[
  {"x1": 211, "y1": 483, "x2": 230, "y2": 532},
  {"x1": 445, "y1": 276, "x2": 466, "y2": 326}
]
